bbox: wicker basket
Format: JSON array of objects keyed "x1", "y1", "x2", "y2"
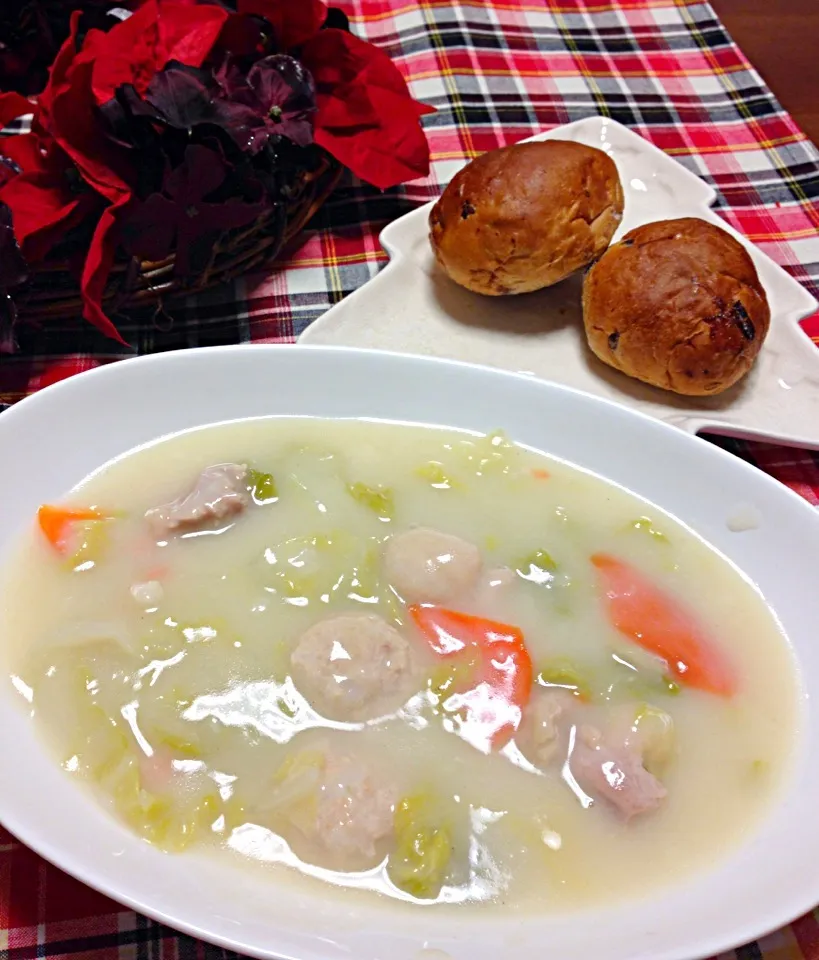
[{"x1": 14, "y1": 151, "x2": 343, "y2": 324}]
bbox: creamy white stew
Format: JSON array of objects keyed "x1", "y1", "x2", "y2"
[{"x1": 0, "y1": 418, "x2": 798, "y2": 910}]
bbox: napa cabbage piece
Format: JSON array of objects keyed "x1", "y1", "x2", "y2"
[
  {"x1": 630, "y1": 703, "x2": 675, "y2": 773},
  {"x1": 67, "y1": 518, "x2": 111, "y2": 572},
  {"x1": 515, "y1": 549, "x2": 557, "y2": 585},
  {"x1": 414, "y1": 461, "x2": 460, "y2": 490},
  {"x1": 627, "y1": 516, "x2": 669, "y2": 543},
  {"x1": 72, "y1": 701, "x2": 130, "y2": 779},
  {"x1": 139, "y1": 615, "x2": 237, "y2": 662},
  {"x1": 111, "y1": 759, "x2": 220, "y2": 852},
  {"x1": 260, "y1": 531, "x2": 405, "y2": 622},
  {"x1": 444, "y1": 429, "x2": 521, "y2": 481},
  {"x1": 426, "y1": 654, "x2": 481, "y2": 709},
  {"x1": 347, "y1": 482, "x2": 394, "y2": 519},
  {"x1": 536, "y1": 658, "x2": 591, "y2": 701},
  {"x1": 247, "y1": 469, "x2": 278, "y2": 504},
  {"x1": 605, "y1": 648, "x2": 681, "y2": 702},
  {"x1": 388, "y1": 794, "x2": 453, "y2": 899}
]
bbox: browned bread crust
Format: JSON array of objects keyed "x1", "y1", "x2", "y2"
[
  {"x1": 582, "y1": 217, "x2": 770, "y2": 396},
  {"x1": 429, "y1": 140, "x2": 624, "y2": 295}
]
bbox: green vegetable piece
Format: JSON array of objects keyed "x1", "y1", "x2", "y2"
[
  {"x1": 67, "y1": 518, "x2": 109, "y2": 572},
  {"x1": 248, "y1": 469, "x2": 278, "y2": 504},
  {"x1": 750, "y1": 759, "x2": 768, "y2": 776},
  {"x1": 536, "y1": 658, "x2": 591, "y2": 700},
  {"x1": 415, "y1": 461, "x2": 458, "y2": 490},
  {"x1": 661, "y1": 674, "x2": 681, "y2": 696},
  {"x1": 631, "y1": 703, "x2": 675, "y2": 772},
  {"x1": 515, "y1": 549, "x2": 557, "y2": 586},
  {"x1": 427, "y1": 655, "x2": 480, "y2": 704},
  {"x1": 159, "y1": 734, "x2": 201, "y2": 758},
  {"x1": 347, "y1": 482, "x2": 394, "y2": 519},
  {"x1": 388, "y1": 795, "x2": 452, "y2": 899},
  {"x1": 629, "y1": 516, "x2": 668, "y2": 543},
  {"x1": 607, "y1": 650, "x2": 682, "y2": 701}
]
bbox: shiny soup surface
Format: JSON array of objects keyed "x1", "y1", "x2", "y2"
[{"x1": 0, "y1": 418, "x2": 798, "y2": 910}]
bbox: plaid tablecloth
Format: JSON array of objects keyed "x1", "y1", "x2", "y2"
[{"x1": 1, "y1": 0, "x2": 819, "y2": 958}]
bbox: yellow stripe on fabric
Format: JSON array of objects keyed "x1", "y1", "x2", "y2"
[
  {"x1": 419, "y1": 0, "x2": 479, "y2": 159},
  {"x1": 550, "y1": 6, "x2": 610, "y2": 120},
  {"x1": 661, "y1": 134, "x2": 810, "y2": 156},
  {"x1": 282, "y1": 252, "x2": 389, "y2": 269}
]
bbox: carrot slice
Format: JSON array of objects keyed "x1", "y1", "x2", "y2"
[
  {"x1": 38, "y1": 505, "x2": 104, "y2": 555},
  {"x1": 409, "y1": 605, "x2": 533, "y2": 749},
  {"x1": 531, "y1": 468, "x2": 551, "y2": 480},
  {"x1": 591, "y1": 553, "x2": 736, "y2": 697}
]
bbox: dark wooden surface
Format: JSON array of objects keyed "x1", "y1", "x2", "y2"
[{"x1": 711, "y1": 0, "x2": 819, "y2": 146}]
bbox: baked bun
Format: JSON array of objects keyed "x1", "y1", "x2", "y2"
[
  {"x1": 429, "y1": 140, "x2": 623, "y2": 295},
  {"x1": 582, "y1": 217, "x2": 770, "y2": 396}
]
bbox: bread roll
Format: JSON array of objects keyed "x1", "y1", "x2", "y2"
[
  {"x1": 582, "y1": 217, "x2": 770, "y2": 396},
  {"x1": 429, "y1": 139, "x2": 624, "y2": 295}
]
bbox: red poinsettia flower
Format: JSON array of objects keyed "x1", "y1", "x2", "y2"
[
  {"x1": 238, "y1": 0, "x2": 327, "y2": 51},
  {"x1": 36, "y1": 14, "x2": 135, "y2": 203},
  {"x1": 90, "y1": 0, "x2": 229, "y2": 106},
  {"x1": 0, "y1": 0, "x2": 434, "y2": 349},
  {"x1": 0, "y1": 92, "x2": 101, "y2": 265},
  {"x1": 301, "y1": 28, "x2": 435, "y2": 189},
  {"x1": 0, "y1": 135, "x2": 102, "y2": 264}
]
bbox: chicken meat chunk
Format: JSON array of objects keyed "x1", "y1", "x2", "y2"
[{"x1": 145, "y1": 463, "x2": 249, "y2": 535}]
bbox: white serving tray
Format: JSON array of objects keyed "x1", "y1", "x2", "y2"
[{"x1": 300, "y1": 117, "x2": 819, "y2": 448}]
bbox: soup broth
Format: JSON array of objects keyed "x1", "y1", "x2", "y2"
[{"x1": 0, "y1": 418, "x2": 798, "y2": 911}]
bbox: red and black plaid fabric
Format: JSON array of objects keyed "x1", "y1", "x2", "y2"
[{"x1": 1, "y1": 1, "x2": 818, "y2": 958}]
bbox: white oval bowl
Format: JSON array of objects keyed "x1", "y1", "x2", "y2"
[{"x1": 0, "y1": 344, "x2": 817, "y2": 960}]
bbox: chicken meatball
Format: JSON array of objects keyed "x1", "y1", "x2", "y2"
[
  {"x1": 384, "y1": 528, "x2": 482, "y2": 603},
  {"x1": 268, "y1": 748, "x2": 396, "y2": 870},
  {"x1": 315, "y1": 754, "x2": 396, "y2": 861},
  {"x1": 290, "y1": 614, "x2": 414, "y2": 720}
]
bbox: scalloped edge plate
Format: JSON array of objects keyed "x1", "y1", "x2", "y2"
[{"x1": 300, "y1": 117, "x2": 819, "y2": 449}]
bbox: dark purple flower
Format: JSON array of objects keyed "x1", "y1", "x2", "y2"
[
  {"x1": 218, "y1": 54, "x2": 315, "y2": 149},
  {"x1": 121, "y1": 143, "x2": 264, "y2": 277}
]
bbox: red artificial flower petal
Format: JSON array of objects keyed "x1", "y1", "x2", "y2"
[
  {"x1": 81, "y1": 194, "x2": 132, "y2": 345},
  {"x1": 158, "y1": 3, "x2": 231, "y2": 66},
  {"x1": 0, "y1": 93, "x2": 33, "y2": 130},
  {"x1": 36, "y1": 13, "x2": 83, "y2": 134},
  {"x1": 51, "y1": 50, "x2": 134, "y2": 202},
  {"x1": 238, "y1": 0, "x2": 327, "y2": 50},
  {"x1": 0, "y1": 171, "x2": 97, "y2": 263},
  {"x1": 301, "y1": 29, "x2": 434, "y2": 189},
  {"x1": 0, "y1": 133, "x2": 43, "y2": 172},
  {"x1": 91, "y1": 0, "x2": 229, "y2": 105},
  {"x1": 39, "y1": 358, "x2": 102, "y2": 389}
]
